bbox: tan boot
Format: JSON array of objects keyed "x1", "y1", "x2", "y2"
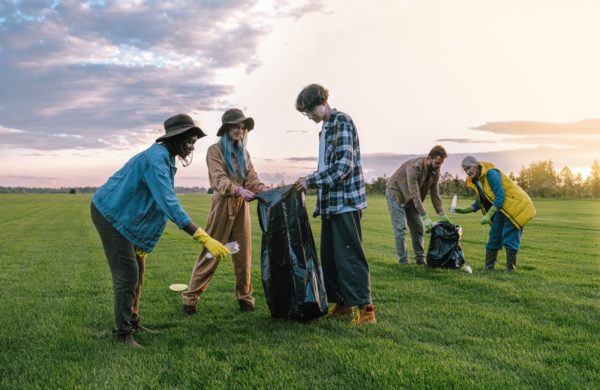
[
  {"x1": 115, "y1": 333, "x2": 142, "y2": 348},
  {"x1": 327, "y1": 303, "x2": 353, "y2": 317},
  {"x1": 131, "y1": 315, "x2": 158, "y2": 333},
  {"x1": 351, "y1": 304, "x2": 376, "y2": 324}
]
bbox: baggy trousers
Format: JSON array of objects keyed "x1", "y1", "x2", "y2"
[
  {"x1": 320, "y1": 210, "x2": 372, "y2": 307},
  {"x1": 90, "y1": 203, "x2": 138, "y2": 336},
  {"x1": 386, "y1": 190, "x2": 425, "y2": 264},
  {"x1": 487, "y1": 212, "x2": 523, "y2": 251},
  {"x1": 182, "y1": 195, "x2": 254, "y2": 306}
]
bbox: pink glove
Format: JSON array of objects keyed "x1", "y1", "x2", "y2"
[{"x1": 235, "y1": 187, "x2": 255, "y2": 201}]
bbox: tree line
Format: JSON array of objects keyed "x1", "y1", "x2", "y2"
[
  {"x1": 365, "y1": 160, "x2": 600, "y2": 198},
  {"x1": 2, "y1": 159, "x2": 599, "y2": 198}
]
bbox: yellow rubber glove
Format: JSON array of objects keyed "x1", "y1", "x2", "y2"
[
  {"x1": 135, "y1": 248, "x2": 148, "y2": 260},
  {"x1": 481, "y1": 206, "x2": 498, "y2": 225},
  {"x1": 192, "y1": 228, "x2": 230, "y2": 260}
]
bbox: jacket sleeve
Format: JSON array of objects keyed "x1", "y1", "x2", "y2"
[
  {"x1": 430, "y1": 172, "x2": 445, "y2": 215},
  {"x1": 143, "y1": 162, "x2": 191, "y2": 229},
  {"x1": 207, "y1": 145, "x2": 236, "y2": 195},
  {"x1": 406, "y1": 162, "x2": 426, "y2": 216},
  {"x1": 243, "y1": 151, "x2": 265, "y2": 193},
  {"x1": 305, "y1": 119, "x2": 353, "y2": 189}
]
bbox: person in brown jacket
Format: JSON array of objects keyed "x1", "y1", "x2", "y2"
[
  {"x1": 182, "y1": 108, "x2": 266, "y2": 313},
  {"x1": 385, "y1": 145, "x2": 450, "y2": 265}
]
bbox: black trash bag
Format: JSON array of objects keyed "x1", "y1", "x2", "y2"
[
  {"x1": 255, "y1": 185, "x2": 328, "y2": 321},
  {"x1": 426, "y1": 221, "x2": 465, "y2": 269}
]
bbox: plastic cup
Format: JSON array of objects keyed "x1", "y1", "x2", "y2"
[{"x1": 206, "y1": 241, "x2": 240, "y2": 259}]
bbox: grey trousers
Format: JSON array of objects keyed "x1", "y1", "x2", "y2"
[
  {"x1": 91, "y1": 203, "x2": 138, "y2": 336},
  {"x1": 321, "y1": 210, "x2": 372, "y2": 307},
  {"x1": 386, "y1": 190, "x2": 425, "y2": 264}
]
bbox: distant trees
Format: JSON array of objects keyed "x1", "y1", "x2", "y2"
[{"x1": 363, "y1": 159, "x2": 600, "y2": 198}]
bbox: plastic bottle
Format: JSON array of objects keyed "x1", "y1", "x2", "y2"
[{"x1": 206, "y1": 241, "x2": 240, "y2": 259}]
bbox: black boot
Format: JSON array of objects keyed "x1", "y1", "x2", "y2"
[
  {"x1": 484, "y1": 249, "x2": 498, "y2": 271},
  {"x1": 506, "y1": 249, "x2": 518, "y2": 272}
]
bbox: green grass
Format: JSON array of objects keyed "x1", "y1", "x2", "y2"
[{"x1": 0, "y1": 194, "x2": 599, "y2": 389}]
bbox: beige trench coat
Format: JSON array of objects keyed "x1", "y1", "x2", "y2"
[{"x1": 182, "y1": 142, "x2": 264, "y2": 306}]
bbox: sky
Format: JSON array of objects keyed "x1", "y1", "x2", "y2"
[{"x1": 1, "y1": 0, "x2": 599, "y2": 188}]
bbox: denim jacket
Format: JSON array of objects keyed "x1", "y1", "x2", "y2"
[{"x1": 92, "y1": 143, "x2": 192, "y2": 252}]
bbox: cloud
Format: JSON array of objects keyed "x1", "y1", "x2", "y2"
[
  {"x1": 436, "y1": 138, "x2": 494, "y2": 144},
  {"x1": 472, "y1": 119, "x2": 600, "y2": 135},
  {"x1": 284, "y1": 129, "x2": 309, "y2": 133},
  {"x1": 0, "y1": 0, "x2": 324, "y2": 151},
  {"x1": 286, "y1": 156, "x2": 317, "y2": 162}
]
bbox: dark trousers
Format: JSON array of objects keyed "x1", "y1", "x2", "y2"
[
  {"x1": 321, "y1": 210, "x2": 372, "y2": 307},
  {"x1": 91, "y1": 203, "x2": 138, "y2": 336}
]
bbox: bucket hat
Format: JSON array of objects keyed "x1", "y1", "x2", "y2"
[
  {"x1": 156, "y1": 114, "x2": 206, "y2": 142},
  {"x1": 216, "y1": 108, "x2": 254, "y2": 136}
]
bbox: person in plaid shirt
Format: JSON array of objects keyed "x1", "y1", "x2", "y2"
[{"x1": 294, "y1": 84, "x2": 375, "y2": 324}]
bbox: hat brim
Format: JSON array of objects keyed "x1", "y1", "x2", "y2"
[
  {"x1": 155, "y1": 126, "x2": 206, "y2": 142},
  {"x1": 217, "y1": 117, "x2": 254, "y2": 136}
]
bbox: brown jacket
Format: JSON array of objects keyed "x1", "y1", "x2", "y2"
[
  {"x1": 386, "y1": 156, "x2": 444, "y2": 216},
  {"x1": 207, "y1": 143, "x2": 264, "y2": 196}
]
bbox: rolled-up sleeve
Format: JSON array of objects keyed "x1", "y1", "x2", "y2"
[{"x1": 143, "y1": 162, "x2": 191, "y2": 228}]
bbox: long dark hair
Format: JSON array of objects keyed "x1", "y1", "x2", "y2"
[{"x1": 159, "y1": 130, "x2": 199, "y2": 167}]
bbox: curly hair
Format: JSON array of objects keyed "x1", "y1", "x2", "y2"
[
  {"x1": 159, "y1": 129, "x2": 200, "y2": 167},
  {"x1": 295, "y1": 84, "x2": 329, "y2": 112},
  {"x1": 428, "y1": 145, "x2": 448, "y2": 160}
]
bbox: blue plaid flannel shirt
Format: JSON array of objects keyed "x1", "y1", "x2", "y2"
[{"x1": 305, "y1": 109, "x2": 367, "y2": 216}]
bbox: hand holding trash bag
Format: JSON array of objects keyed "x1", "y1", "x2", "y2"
[
  {"x1": 235, "y1": 187, "x2": 255, "y2": 201},
  {"x1": 439, "y1": 214, "x2": 451, "y2": 223},
  {"x1": 454, "y1": 206, "x2": 474, "y2": 214},
  {"x1": 294, "y1": 177, "x2": 307, "y2": 192},
  {"x1": 193, "y1": 227, "x2": 230, "y2": 260},
  {"x1": 480, "y1": 206, "x2": 497, "y2": 225},
  {"x1": 421, "y1": 214, "x2": 434, "y2": 232}
]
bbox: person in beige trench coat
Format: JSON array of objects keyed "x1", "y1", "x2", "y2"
[{"x1": 182, "y1": 108, "x2": 266, "y2": 313}]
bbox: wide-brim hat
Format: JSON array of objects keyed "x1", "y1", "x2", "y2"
[
  {"x1": 216, "y1": 108, "x2": 254, "y2": 137},
  {"x1": 156, "y1": 113, "x2": 206, "y2": 142}
]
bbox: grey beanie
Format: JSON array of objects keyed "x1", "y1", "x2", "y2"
[{"x1": 461, "y1": 156, "x2": 479, "y2": 169}]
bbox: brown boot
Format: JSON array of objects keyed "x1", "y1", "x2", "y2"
[
  {"x1": 115, "y1": 333, "x2": 142, "y2": 348},
  {"x1": 238, "y1": 300, "x2": 255, "y2": 312},
  {"x1": 351, "y1": 304, "x2": 376, "y2": 324},
  {"x1": 131, "y1": 315, "x2": 158, "y2": 333},
  {"x1": 182, "y1": 304, "x2": 197, "y2": 315},
  {"x1": 327, "y1": 303, "x2": 353, "y2": 317}
]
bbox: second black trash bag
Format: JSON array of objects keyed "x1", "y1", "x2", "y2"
[
  {"x1": 426, "y1": 221, "x2": 466, "y2": 269},
  {"x1": 255, "y1": 185, "x2": 328, "y2": 321}
]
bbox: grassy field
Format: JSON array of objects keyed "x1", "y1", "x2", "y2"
[{"x1": 0, "y1": 194, "x2": 599, "y2": 389}]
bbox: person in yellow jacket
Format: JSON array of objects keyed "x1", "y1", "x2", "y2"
[
  {"x1": 454, "y1": 156, "x2": 536, "y2": 271},
  {"x1": 182, "y1": 108, "x2": 266, "y2": 313}
]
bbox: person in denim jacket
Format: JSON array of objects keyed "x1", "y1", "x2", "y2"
[{"x1": 91, "y1": 114, "x2": 229, "y2": 347}]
